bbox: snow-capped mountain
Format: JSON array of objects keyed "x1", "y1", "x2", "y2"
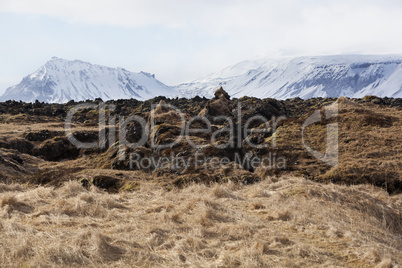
[
  {"x1": 176, "y1": 55, "x2": 402, "y2": 99},
  {"x1": 3, "y1": 55, "x2": 402, "y2": 103},
  {"x1": 0, "y1": 57, "x2": 177, "y2": 103}
]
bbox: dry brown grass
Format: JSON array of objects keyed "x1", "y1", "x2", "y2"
[
  {"x1": 0, "y1": 176, "x2": 400, "y2": 267},
  {"x1": 270, "y1": 99, "x2": 402, "y2": 193}
]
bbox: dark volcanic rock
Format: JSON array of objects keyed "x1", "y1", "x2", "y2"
[
  {"x1": 33, "y1": 136, "x2": 80, "y2": 161},
  {"x1": 0, "y1": 138, "x2": 34, "y2": 154},
  {"x1": 92, "y1": 175, "x2": 122, "y2": 191},
  {"x1": 198, "y1": 87, "x2": 232, "y2": 118},
  {"x1": 25, "y1": 130, "x2": 63, "y2": 142}
]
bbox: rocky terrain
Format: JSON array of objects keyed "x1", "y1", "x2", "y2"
[
  {"x1": 0, "y1": 89, "x2": 400, "y2": 266},
  {"x1": 0, "y1": 89, "x2": 400, "y2": 193}
]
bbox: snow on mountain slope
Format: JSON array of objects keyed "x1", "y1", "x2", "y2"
[
  {"x1": 176, "y1": 58, "x2": 266, "y2": 99},
  {"x1": 0, "y1": 57, "x2": 177, "y2": 103},
  {"x1": 176, "y1": 55, "x2": 402, "y2": 99},
  {"x1": 3, "y1": 55, "x2": 402, "y2": 103}
]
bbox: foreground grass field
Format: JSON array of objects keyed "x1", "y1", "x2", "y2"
[{"x1": 0, "y1": 176, "x2": 400, "y2": 267}]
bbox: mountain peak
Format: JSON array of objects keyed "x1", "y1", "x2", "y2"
[
  {"x1": 47, "y1": 56, "x2": 73, "y2": 65},
  {"x1": 45, "y1": 57, "x2": 89, "y2": 67},
  {"x1": 0, "y1": 58, "x2": 177, "y2": 103}
]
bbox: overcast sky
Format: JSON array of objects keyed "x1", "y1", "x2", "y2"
[{"x1": 1, "y1": 0, "x2": 402, "y2": 93}]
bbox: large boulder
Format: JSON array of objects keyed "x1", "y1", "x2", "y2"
[{"x1": 198, "y1": 87, "x2": 232, "y2": 119}]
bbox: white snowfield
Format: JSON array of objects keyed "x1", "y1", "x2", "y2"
[
  {"x1": 2, "y1": 55, "x2": 402, "y2": 103},
  {"x1": 176, "y1": 54, "x2": 402, "y2": 99}
]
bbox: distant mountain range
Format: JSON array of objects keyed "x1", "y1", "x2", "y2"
[
  {"x1": 2, "y1": 55, "x2": 402, "y2": 103},
  {"x1": 176, "y1": 54, "x2": 402, "y2": 99}
]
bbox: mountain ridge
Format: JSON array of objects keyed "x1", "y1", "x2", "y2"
[
  {"x1": 2, "y1": 54, "x2": 402, "y2": 103},
  {"x1": 0, "y1": 57, "x2": 176, "y2": 103},
  {"x1": 176, "y1": 54, "x2": 402, "y2": 99}
]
